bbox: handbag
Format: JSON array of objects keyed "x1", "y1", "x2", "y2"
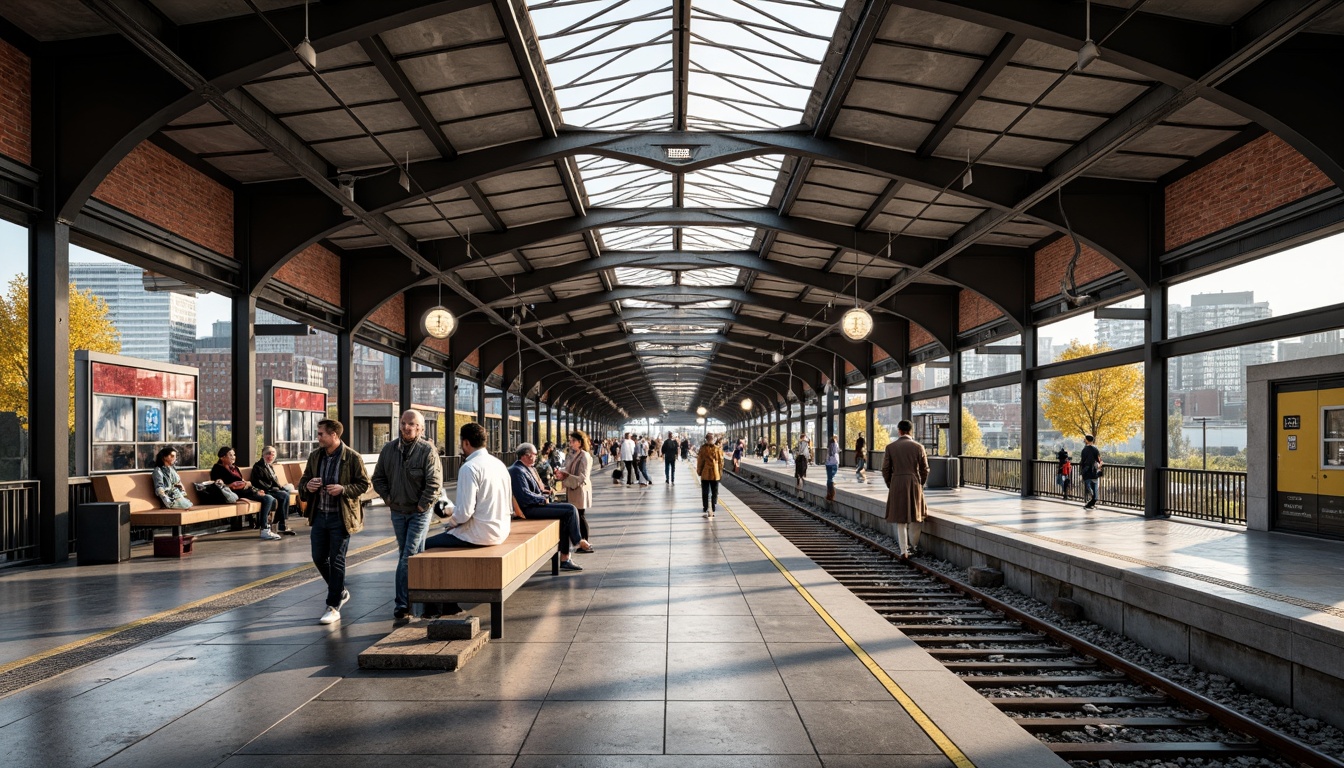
[{"x1": 194, "y1": 481, "x2": 238, "y2": 504}]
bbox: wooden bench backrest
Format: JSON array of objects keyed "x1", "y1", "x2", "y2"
[
  {"x1": 176, "y1": 468, "x2": 217, "y2": 506},
  {"x1": 409, "y1": 518, "x2": 558, "y2": 591},
  {"x1": 91, "y1": 473, "x2": 160, "y2": 513},
  {"x1": 281, "y1": 461, "x2": 305, "y2": 487}
]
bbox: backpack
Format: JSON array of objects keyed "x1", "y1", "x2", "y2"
[{"x1": 194, "y1": 481, "x2": 238, "y2": 504}]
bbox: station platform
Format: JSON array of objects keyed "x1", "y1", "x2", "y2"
[
  {"x1": 0, "y1": 458, "x2": 1062, "y2": 768},
  {"x1": 739, "y1": 455, "x2": 1344, "y2": 729}
]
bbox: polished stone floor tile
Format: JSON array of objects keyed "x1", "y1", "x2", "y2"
[
  {"x1": 668, "y1": 586, "x2": 753, "y2": 615},
  {"x1": 240, "y1": 699, "x2": 540, "y2": 754},
  {"x1": 819, "y1": 756, "x2": 953, "y2": 768},
  {"x1": 586, "y1": 586, "x2": 670, "y2": 615},
  {"x1": 667, "y1": 642, "x2": 789, "y2": 700},
  {"x1": 796, "y1": 700, "x2": 941, "y2": 755},
  {"x1": 514, "y1": 756, "x2": 822, "y2": 768},
  {"x1": 668, "y1": 613, "x2": 765, "y2": 643},
  {"x1": 753, "y1": 614, "x2": 842, "y2": 644},
  {"x1": 665, "y1": 700, "x2": 814, "y2": 754},
  {"x1": 547, "y1": 642, "x2": 666, "y2": 700},
  {"x1": 521, "y1": 700, "x2": 665, "y2": 754},
  {"x1": 574, "y1": 613, "x2": 668, "y2": 643},
  {"x1": 222, "y1": 757, "x2": 515, "y2": 767},
  {"x1": 320, "y1": 642, "x2": 570, "y2": 701},
  {"x1": 769, "y1": 643, "x2": 895, "y2": 700}
]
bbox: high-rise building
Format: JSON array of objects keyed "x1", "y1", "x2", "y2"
[
  {"x1": 1278, "y1": 331, "x2": 1344, "y2": 361},
  {"x1": 70, "y1": 261, "x2": 196, "y2": 363},
  {"x1": 1168, "y1": 292, "x2": 1274, "y2": 409}
]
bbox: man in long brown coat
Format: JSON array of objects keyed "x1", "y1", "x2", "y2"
[{"x1": 881, "y1": 419, "x2": 930, "y2": 557}]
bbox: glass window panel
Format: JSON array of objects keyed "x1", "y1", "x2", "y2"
[
  {"x1": 909, "y1": 357, "x2": 950, "y2": 394},
  {"x1": 1038, "y1": 296, "x2": 1144, "y2": 365},
  {"x1": 873, "y1": 373, "x2": 903, "y2": 401},
  {"x1": 962, "y1": 384, "x2": 1021, "y2": 456},
  {"x1": 910, "y1": 396, "x2": 950, "y2": 456},
  {"x1": 1039, "y1": 363, "x2": 1144, "y2": 463},
  {"x1": 961, "y1": 335, "x2": 1022, "y2": 382},
  {"x1": 1170, "y1": 231, "x2": 1344, "y2": 337}
]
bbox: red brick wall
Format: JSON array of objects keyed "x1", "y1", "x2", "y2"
[
  {"x1": 1034, "y1": 237, "x2": 1117, "y2": 302},
  {"x1": 844, "y1": 360, "x2": 856, "y2": 373},
  {"x1": 424, "y1": 336, "x2": 451, "y2": 356},
  {"x1": 909, "y1": 323, "x2": 934, "y2": 350},
  {"x1": 0, "y1": 38, "x2": 30, "y2": 165},
  {"x1": 93, "y1": 141, "x2": 234, "y2": 257},
  {"x1": 958, "y1": 289, "x2": 1003, "y2": 332},
  {"x1": 367, "y1": 293, "x2": 405, "y2": 335},
  {"x1": 465, "y1": 349, "x2": 480, "y2": 368},
  {"x1": 275, "y1": 243, "x2": 341, "y2": 306},
  {"x1": 1165, "y1": 133, "x2": 1333, "y2": 250},
  {"x1": 873, "y1": 344, "x2": 890, "y2": 363}
]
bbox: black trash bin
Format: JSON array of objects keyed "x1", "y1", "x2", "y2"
[{"x1": 76, "y1": 502, "x2": 131, "y2": 565}]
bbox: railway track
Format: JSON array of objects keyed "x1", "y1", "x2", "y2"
[{"x1": 723, "y1": 472, "x2": 1344, "y2": 768}]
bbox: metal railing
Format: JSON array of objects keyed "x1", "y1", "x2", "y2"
[
  {"x1": 0, "y1": 480, "x2": 40, "y2": 564},
  {"x1": 959, "y1": 456, "x2": 1023, "y2": 492},
  {"x1": 1162, "y1": 467, "x2": 1247, "y2": 524},
  {"x1": 961, "y1": 456, "x2": 1246, "y2": 523}
]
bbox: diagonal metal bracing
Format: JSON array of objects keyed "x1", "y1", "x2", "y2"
[
  {"x1": 724, "y1": 0, "x2": 1343, "y2": 410},
  {"x1": 82, "y1": 0, "x2": 618, "y2": 412}
]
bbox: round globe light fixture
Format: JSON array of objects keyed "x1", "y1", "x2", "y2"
[
  {"x1": 696, "y1": 406, "x2": 707, "y2": 416},
  {"x1": 771, "y1": 351, "x2": 783, "y2": 364},
  {"x1": 740, "y1": 397, "x2": 753, "y2": 412},
  {"x1": 423, "y1": 306, "x2": 457, "y2": 339},
  {"x1": 841, "y1": 306, "x2": 874, "y2": 341}
]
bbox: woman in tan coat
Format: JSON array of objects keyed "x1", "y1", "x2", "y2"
[
  {"x1": 555, "y1": 430, "x2": 596, "y2": 551},
  {"x1": 696, "y1": 434, "x2": 724, "y2": 518},
  {"x1": 881, "y1": 419, "x2": 930, "y2": 557}
]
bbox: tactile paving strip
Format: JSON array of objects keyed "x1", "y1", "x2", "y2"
[{"x1": 0, "y1": 539, "x2": 398, "y2": 698}]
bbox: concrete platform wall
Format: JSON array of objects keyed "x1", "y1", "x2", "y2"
[{"x1": 739, "y1": 467, "x2": 1344, "y2": 731}]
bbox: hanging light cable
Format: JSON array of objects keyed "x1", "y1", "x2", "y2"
[{"x1": 294, "y1": 0, "x2": 317, "y2": 69}]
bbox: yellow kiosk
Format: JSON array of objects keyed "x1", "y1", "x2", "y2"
[{"x1": 1274, "y1": 378, "x2": 1344, "y2": 537}]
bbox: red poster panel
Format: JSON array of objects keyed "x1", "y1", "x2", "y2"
[{"x1": 274, "y1": 388, "x2": 296, "y2": 409}]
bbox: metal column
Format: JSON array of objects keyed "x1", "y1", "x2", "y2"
[
  {"x1": 231, "y1": 294, "x2": 257, "y2": 466},
  {"x1": 30, "y1": 218, "x2": 70, "y2": 563}
]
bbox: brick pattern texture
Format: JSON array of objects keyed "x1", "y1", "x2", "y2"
[
  {"x1": 93, "y1": 141, "x2": 234, "y2": 257},
  {"x1": 274, "y1": 243, "x2": 341, "y2": 306},
  {"x1": 909, "y1": 323, "x2": 934, "y2": 350},
  {"x1": 367, "y1": 293, "x2": 406, "y2": 335},
  {"x1": 873, "y1": 344, "x2": 890, "y2": 363},
  {"x1": 1165, "y1": 132, "x2": 1333, "y2": 250},
  {"x1": 465, "y1": 349, "x2": 480, "y2": 368},
  {"x1": 424, "y1": 336, "x2": 451, "y2": 356},
  {"x1": 1034, "y1": 237, "x2": 1117, "y2": 302},
  {"x1": 0, "y1": 38, "x2": 30, "y2": 165},
  {"x1": 959, "y1": 289, "x2": 1003, "y2": 332}
]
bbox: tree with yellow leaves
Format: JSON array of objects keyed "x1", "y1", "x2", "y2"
[
  {"x1": 0, "y1": 275, "x2": 121, "y2": 430},
  {"x1": 844, "y1": 410, "x2": 891, "y2": 450},
  {"x1": 1040, "y1": 341, "x2": 1143, "y2": 446},
  {"x1": 960, "y1": 406, "x2": 987, "y2": 456}
]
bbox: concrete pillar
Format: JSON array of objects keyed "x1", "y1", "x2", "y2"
[{"x1": 231, "y1": 294, "x2": 257, "y2": 466}]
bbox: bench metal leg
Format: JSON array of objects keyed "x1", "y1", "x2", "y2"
[
  {"x1": 551, "y1": 552, "x2": 560, "y2": 576},
  {"x1": 173, "y1": 525, "x2": 183, "y2": 538},
  {"x1": 490, "y1": 602, "x2": 503, "y2": 639}
]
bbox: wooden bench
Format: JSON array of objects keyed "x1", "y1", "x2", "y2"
[
  {"x1": 92, "y1": 469, "x2": 248, "y2": 556},
  {"x1": 407, "y1": 518, "x2": 561, "y2": 638}
]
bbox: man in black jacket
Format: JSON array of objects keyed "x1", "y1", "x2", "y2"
[
  {"x1": 1079, "y1": 435, "x2": 1102, "y2": 509},
  {"x1": 662, "y1": 431, "x2": 680, "y2": 484}
]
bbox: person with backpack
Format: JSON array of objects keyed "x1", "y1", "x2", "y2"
[
  {"x1": 1054, "y1": 448, "x2": 1073, "y2": 500},
  {"x1": 1080, "y1": 435, "x2": 1103, "y2": 509}
]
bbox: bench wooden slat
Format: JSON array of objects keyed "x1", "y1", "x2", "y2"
[{"x1": 409, "y1": 519, "x2": 559, "y2": 591}]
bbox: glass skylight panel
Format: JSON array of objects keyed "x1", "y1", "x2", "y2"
[
  {"x1": 686, "y1": 0, "x2": 845, "y2": 130},
  {"x1": 576, "y1": 155, "x2": 674, "y2": 208},
  {"x1": 621, "y1": 298, "x2": 676, "y2": 309},
  {"x1": 528, "y1": 0, "x2": 674, "y2": 130},
  {"x1": 614, "y1": 267, "x2": 675, "y2": 286},
  {"x1": 678, "y1": 299, "x2": 734, "y2": 308},
  {"x1": 681, "y1": 226, "x2": 756, "y2": 251},
  {"x1": 629, "y1": 324, "x2": 722, "y2": 334},
  {"x1": 600, "y1": 227, "x2": 674, "y2": 251},
  {"x1": 680, "y1": 267, "x2": 741, "y2": 287},
  {"x1": 683, "y1": 156, "x2": 782, "y2": 208}
]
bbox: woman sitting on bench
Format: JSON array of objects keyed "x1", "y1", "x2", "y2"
[
  {"x1": 152, "y1": 446, "x2": 192, "y2": 509},
  {"x1": 211, "y1": 446, "x2": 281, "y2": 540}
]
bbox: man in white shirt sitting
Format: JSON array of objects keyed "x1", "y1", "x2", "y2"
[{"x1": 422, "y1": 421, "x2": 512, "y2": 616}]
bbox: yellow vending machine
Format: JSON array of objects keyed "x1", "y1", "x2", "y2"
[{"x1": 1275, "y1": 381, "x2": 1344, "y2": 538}]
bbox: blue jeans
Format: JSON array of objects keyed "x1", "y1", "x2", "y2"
[
  {"x1": 310, "y1": 510, "x2": 350, "y2": 608},
  {"x1": 637, "y1": 457, "x2": 652, "y2": 484},
  {"x1": 390, "y1": 509, "x2": 432, "y2": 611},
  {"x1": 664, "y1": 458, "x2": 676, "y2": 482},
  {"x1": 1083, "y1": 478, "x2": 1099, "y2": 505},
  {"x1": 521, "y1": 502, "x2": 582, "y2": 554},
  {"x1": 264, "y1": 489, "x2": 291, "y2": 530},
  {"x1": 826, "y1": 463, "x2": 838, "y2": 487},
  {"x1": 420, "y1": 530, "x2": 480, "y2": 616}
]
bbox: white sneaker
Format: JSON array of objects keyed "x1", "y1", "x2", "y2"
[
  {"x1": 319, "y1": 607, "x2": 340, "y2": 625},
  {"x1": 339, "y1": 589, "x2": 351, "y2": 610},
  {"x1": 260, "y1": 529, "x2": 282, "y2": 540}
]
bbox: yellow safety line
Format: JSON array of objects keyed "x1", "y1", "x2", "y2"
[
  {"x1": 721, "y1": 502, "x2": 975, "y2": 768},
  {"x1": 0, "y1": 535, "x2": 396, "y2": 677}
]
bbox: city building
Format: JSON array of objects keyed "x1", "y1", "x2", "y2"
[
  {"x1": 70, "y1": 261, "x2": 196, "y2": 363},
  {"x1": 1168, "y1": 292, "x2": 1274, "y2": 412}
]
